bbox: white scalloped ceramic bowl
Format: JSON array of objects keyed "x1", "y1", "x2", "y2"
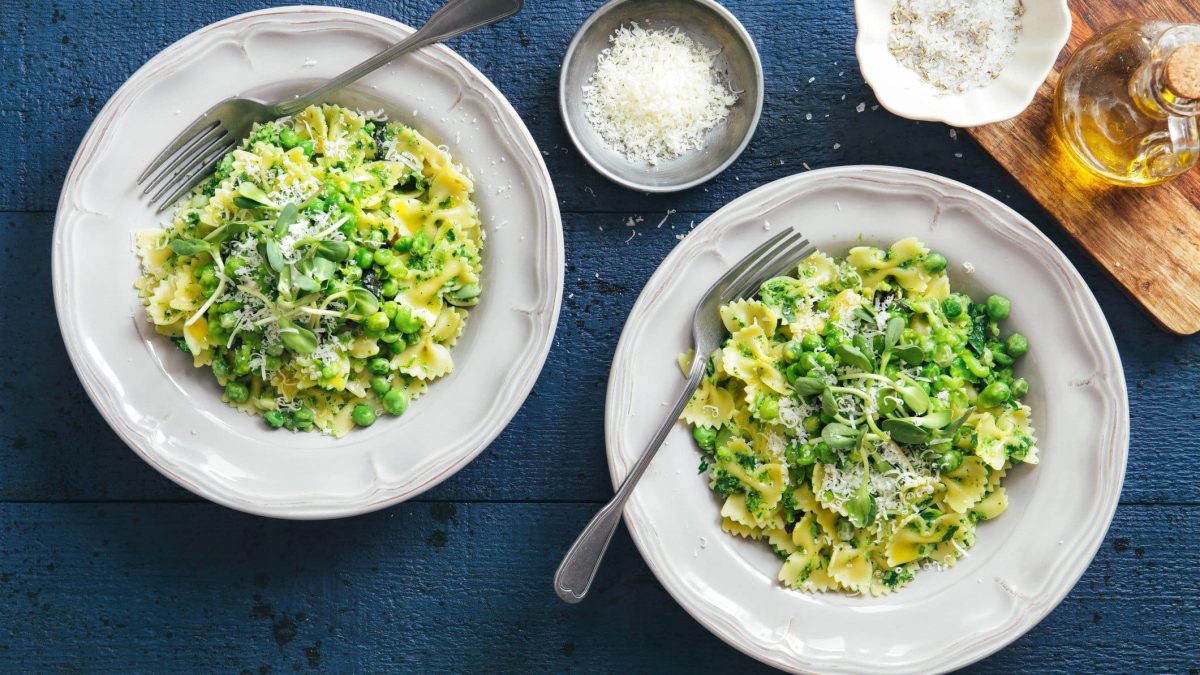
[
  {"x1": 51, "y1": 7, "x2": 563, "y2": 519},
  {"x1": 855, "y1": 0, "x2": 1071, "y2": 126},
  {"x1": 606, "y1": 166, "x2": 1127, "y2": 672}
]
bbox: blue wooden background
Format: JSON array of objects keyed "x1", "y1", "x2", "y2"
[{"x1": 1, "y1": 0, "x2": 1197, "y2": 672}]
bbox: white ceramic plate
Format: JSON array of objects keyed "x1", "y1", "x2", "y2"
[
  {"x1": 605, "y1": 166, "x2": 1126, "y2": 673},
  {"x1": 855, "y1": 0, "x2": 1071, "y2": 126},
  {"x1": 52, "y1": 7, "x2": 562, "y2": 519}
]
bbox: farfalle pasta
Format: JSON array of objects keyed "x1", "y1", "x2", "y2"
[
  {"x1": 682, "y1": 238, "x2": 1038, "y2": 595},
  {"x1": 134, "y1": 104, "x2": 482, "y2": 436}
]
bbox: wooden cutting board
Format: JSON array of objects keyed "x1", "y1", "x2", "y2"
[{"x1": 968, "y1": 1, "x2": 1200, "y2": 335}]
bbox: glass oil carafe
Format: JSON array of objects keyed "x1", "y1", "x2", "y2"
[{"x1": 1054, "y1": 21, "x2": 1200, "y2": 186}]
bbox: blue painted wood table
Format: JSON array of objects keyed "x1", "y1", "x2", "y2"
[{"x1": 1, "y1": 0, "x2": 1197, "y2": 672}]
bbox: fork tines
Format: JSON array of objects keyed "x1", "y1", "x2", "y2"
[
  {"x1": 137, "y1": 120, "x2": 235, "y2": 213},
  {"x1": 720, "y1": 229, "x2": 814, "y2": 303}
]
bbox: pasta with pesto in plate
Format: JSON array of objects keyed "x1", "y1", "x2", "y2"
[
  {"x1": 680, "y1": 237, "x2": 1038, "y2": 595},
  {"x1": 135, "y1": 104, "x2": 482, "y2": 436}
]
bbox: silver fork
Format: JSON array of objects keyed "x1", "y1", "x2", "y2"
[
  {"x1": 136, "y1": 0, "x2": 523, "y2": 212},
  {"x1": 554, "y1": 228, "x2": 815, "y2": 603}
]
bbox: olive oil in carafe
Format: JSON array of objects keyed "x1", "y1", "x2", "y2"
[{"x1": 1054, "y1": 21, "x2": 1200, "y2": 186}]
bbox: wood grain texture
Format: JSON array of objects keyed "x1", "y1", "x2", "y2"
[
  {"x1": 1, "y1": 0, "x2": 1198, "y2": 672},
  {"x1": 968, "y1": 1, "x2": 1200, "y2": 335}
]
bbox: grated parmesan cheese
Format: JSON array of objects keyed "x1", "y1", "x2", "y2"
[{"x1": 581, "y1": 23, "x2": 737, "y2": 165}]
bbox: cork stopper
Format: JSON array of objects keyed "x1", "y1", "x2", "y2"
[{"x1": 1165, "y1": 43, "x2": 1200, "y2": 100}]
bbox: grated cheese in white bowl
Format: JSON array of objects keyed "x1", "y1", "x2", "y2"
[{"x1": 582, "y1": 23, "x2": 737, "y2": 165}]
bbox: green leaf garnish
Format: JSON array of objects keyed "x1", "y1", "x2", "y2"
[
  {"x1": 880, "y1": 418, "x2": 931, "y2": 445},
  {"x1": 264, "y1": 240, "x2": 284, "y2": 273},
  {"x1": 277, "y1": 317, "x2": 317, "y2": 355},
  {"x1": 821, "y1": 422, "x2": 860, "y2": 449},
  {"x1": 346, "y1": 287, "x2": 380, "y2": 316},
  {"x1": 169, "y1": 238, "x2": 213, "y2": 256},
  {"x1": 315, "y1": 240, "x2": 350, "y2": 261},
  {"x1": 836, "y1": 343, "x2": 873, "y2": 372},
  {"x1": 273, "y1": 202, "x2": 299, "y2": 237},
  {"x1": 885, "y1": 315, "x2": 905, "y2": 350},
  {"x1": 892, "y1": 344, "x2": 925, "y2": 365},
  {"x1": 792, "y1": 376, "x2": 826, "y2": 397}
]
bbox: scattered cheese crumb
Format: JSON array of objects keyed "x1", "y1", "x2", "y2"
[
  {"x1": 963, "y1": 261, "x2": 976, "y2": 274},
  {"x1": 856, "y1": 102, "x2": 866, "y2": 112},
  {"x1": 582, "y1": 23, "x2": 736, "y2": 164}
]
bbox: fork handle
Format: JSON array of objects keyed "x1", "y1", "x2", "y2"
[
  {"x1": 275, "y1": 0, "x2": 524, "y2": 117},
  {"x1": 553, "y1": 357, "x2": 706, "y2": 604}
]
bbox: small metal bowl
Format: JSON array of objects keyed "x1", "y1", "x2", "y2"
[{"x1": 559, "y1": 0, "x2": 764, "y2": 193}]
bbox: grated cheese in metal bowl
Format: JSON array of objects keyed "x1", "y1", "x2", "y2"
[
  {"x1": 888, "y1": 0, "x2": 1024, "y2": 95},
  {"x1": 582, "y1": 23, "x2": 737, "y2": 165}
]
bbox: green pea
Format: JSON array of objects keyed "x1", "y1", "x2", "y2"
[
  {"x1": 785, "y1": 362, "x2": 805, "y2": 385},
  {"x1": 381, "y1": 279, "x2": 400, "y2": 298},
  {"x1": 385, "y1": 260, "x2": 406, "y2": 279},
  {"x1": 936, "y1": 449, "x2": 963, "y2": 472},
  {"x1": 922, "y1": 252, "x2": 948, "y2": 273},
  {"x1": 814, "y1": 352, "x2": 836, "y2": 371},
  {"x1": 225, "y1": 257, "x2": 245, "y2": 277},
  {"x1": 379, "y1": 331, "x2": 402, "y2": 344},
  {"x1": 986, "y1": 294, "x2": 1011, "y2": 321},
  {"x1": 264, "y1": 410, "x2": 286, "y2": 428},
  {"x1": 814, "y1": 441, "x2": 836, "y2": 464},
  {"x1": 978, "y1": 381, "x2": 1011, "y2": 408},
  {"x1": 233, "y1": 344, "x2": 253, "y2": 375},
  {"x1": 365, "y1": 311, "x2": 391, "y2": 333},
  {"x1": 393, "y1": 236, "x2": 413, "y2": 252},
  {"x1": 393, "y1": 306, "x2": 423, "y2": 333},
  {"x1": 823, "y1": 335, "x2": 841, "y2": 353},
  {"x1": 212, "y1": 357, "x2": 232, "y2": 379},
  {"x1": 352, "y1": 404, "x2": 377, "y2": 427},
  {"x1": 1006, "y1": 333, "x2": 1028, "y2": 357},
  {"x1": 225, "y1": 381, "x2": 249, "y2": 403},
  {"x1": 784, "y1": 341, "x2": 806, "y2": 362},
  {"x1": 340, "y1": 212, "x2": 359, "y2": 235},
  {"x1": 921, "y1": 363, "x2": 941, "y2": 379},
  {"x1": 411, "y1": 231, "x2": 431, "y2": 256},
  {"x1": 389, "y1": 341, "x2": 408, "y2": 355},
  {"x1": 953, "y1": 425, "x2": 973, "y2": 449},
  {"x1": 320, "y1": 362, "x2": 338, "y2": 380},
  {"x1": 802, "y1": 415, "x2": 822, "y2": 434},
  {"x1": 293, "y1": 407, "x2": 314, "y2": 424},
  {"x1": 800, "y1": 333, "x2": 823, "y2": 351},
  {"x1": 942, "y1": 296, "x2": 964, "y2": 319},
  {"x1": 757, "y1": 397, "x2": 779, "y2": 421},
  {"x1": 382, "y1": 301, "x2": 399, "y2": 320},
  {"x1": 355, "y1": 248, "x2": 374, "y2": 268},
  {"x1": 279, "y1": 128, "x2": 301, "y2": 149},
  {"x1": 693, "y1": 426, "x2": 717, "y2": 451},
  {"x1": 791, "y1": 443, "x2": 817, "y2": 466},
  {"x1": 299, "y1": 139, "x2": 315, "y2": 156},
  {"x1": 1011, "y1": 378, "x2": 1029, "y2": 398},
  {"x1": 373, "y1": 248, "x2": 395, "y2": 267},
  {"x1": 368, "y1": 229, "x2": 386, "y2": 243},
  {"x1": 382, "y1": 388, "x2": 409, "y2": 416},
  {"x1": 305, "y1": 198, "x2": 326, "y2": 214},
  {"x1": 798, "y1": 352, "x2": 820, "y2": 374},
  {"x1": 368, "y1": 357, "x2": 390, "y2": 375},
  {"x1": 370, "y1": 375, "x2": 391, "y2": 396}
]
